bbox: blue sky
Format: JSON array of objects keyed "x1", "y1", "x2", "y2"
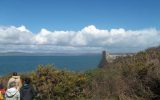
[
  {"x1": 0, "y1": 0, "x2": 160, "y2": 53},
  {"x1": 0, "y1": 0, "x2": 160, "y2": 32}
]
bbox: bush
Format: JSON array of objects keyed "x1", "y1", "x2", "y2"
[
  {"x1": 0, "y1": 65, "x2": 88, "y2": 100},
  {"x1": 26, "y1": 65, "x2": 88, "y2": 100}
]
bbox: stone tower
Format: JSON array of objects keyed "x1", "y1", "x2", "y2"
[{"x1": 98, "y1": 51, "x2": 109, "y2": 68}]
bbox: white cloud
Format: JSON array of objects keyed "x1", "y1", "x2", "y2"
[
  {"x1": 0, "y1": 25, "x2": 33, "y2": 44},
  {"x1": 17, "y1": 25, "x2": 30, "y2": 32},
  {"x1": 0, "y1": 25, "x2": 160, "y2": 53}
]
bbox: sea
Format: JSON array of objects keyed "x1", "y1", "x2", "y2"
[{"x1": 0, "y1": 55, "x2": 101, "y2": 75}]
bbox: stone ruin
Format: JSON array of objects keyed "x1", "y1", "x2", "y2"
[{"x1": 98, "y1": 51, "x2": 134, "y2": 68}]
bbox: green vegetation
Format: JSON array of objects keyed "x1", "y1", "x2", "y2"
[
  {"x1": 85, "y1": 46, "x2": 160, "y2": 100},
  {"x1": 0, "y1": 65, "x2": 88, "y2": 100},
  {"x1": 1, "y1": 46, "x2": 160, "y2": 100}
]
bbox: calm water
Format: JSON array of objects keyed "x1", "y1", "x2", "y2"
[{"x1": 0, "y1": 55, "x2": 101, "y2": 75}]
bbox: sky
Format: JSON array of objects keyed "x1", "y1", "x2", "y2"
[{"x1": 0, "y1": 0, "x2": 160, "y2": 53}]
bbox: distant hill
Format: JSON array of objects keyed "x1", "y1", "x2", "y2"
[{"x1": 0, "y1": 52, "x2": 100, "y2": 56}]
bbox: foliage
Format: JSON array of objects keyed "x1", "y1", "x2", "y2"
[
  {"x1": 0, "y1": 65, "x2": 88, "y2": 100},
  {"x1": 86, "y1": 46, "x2": 160, "y2": 100}
]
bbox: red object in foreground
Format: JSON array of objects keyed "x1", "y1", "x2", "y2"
[{"x1": 0, "y1": 89, "x2": 6, "y2": 94}]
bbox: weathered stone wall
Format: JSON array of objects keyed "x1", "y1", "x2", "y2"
[{"x1": 98, "y1": 51, "x2": 134, "y2": 68}]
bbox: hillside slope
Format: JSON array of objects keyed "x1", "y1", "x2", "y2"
[{"x1": 86, "y1": 46, "x2": 160, "y2": 100}]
